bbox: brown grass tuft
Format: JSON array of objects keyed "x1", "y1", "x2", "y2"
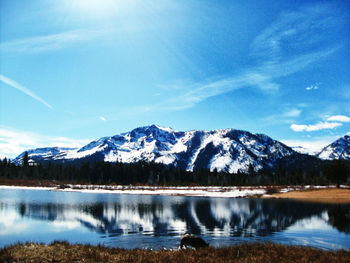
[{"x1": 0, "y1": 242, "x2": 349, "y2": 263}]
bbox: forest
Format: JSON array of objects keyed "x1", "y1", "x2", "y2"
[{"x1": 0, "y1": 152, "x2": 349, "y2": 186}]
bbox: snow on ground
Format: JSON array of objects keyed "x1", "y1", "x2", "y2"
[
  {"x1": 0, "y1": 185, "x2": 57, "y2": 191},
  {"x1": 2, "y1": 184, "x2": 345, "y2": 198},
  {"x1": 0, "y1": 185, "x2": 266, "y2": 198}
]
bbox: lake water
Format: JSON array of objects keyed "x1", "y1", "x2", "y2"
[{"x1": 0, "y1": 188, "x2": 349, "y2": 250}]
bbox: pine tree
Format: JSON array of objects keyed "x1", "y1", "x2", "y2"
[
  {"x1": 326, "y1": 160, "x2": 349, "y2": 187},
  {"x1": 23, "y1": 152, "x2": 29, "y2": 167}
]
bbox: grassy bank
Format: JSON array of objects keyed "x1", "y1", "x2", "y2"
[
  {"x1": 1, "y1": 241, "x2": 350, "y2": 263},
  {"x1": 264, "y1": 188, "x2": 350, "y2": 203}
]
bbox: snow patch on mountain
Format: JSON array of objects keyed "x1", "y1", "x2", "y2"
[
  {"x1": 14, "y1": 125, "x2": 296, "y2": 173},
  {"x1": 317, "y1": 135, "x2": 350, "y2": 160}
]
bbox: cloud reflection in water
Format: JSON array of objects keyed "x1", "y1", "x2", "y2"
[{"x1": 0, "y1": 189, "x2": 349, "y2": 250}]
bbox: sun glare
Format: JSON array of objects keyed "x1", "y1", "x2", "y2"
[{"x1": 70, "y1": 0, "x2": 122, "y2": 18}]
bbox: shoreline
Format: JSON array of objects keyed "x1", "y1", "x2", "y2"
[
  {"x1": 0, "y1": 184, "x2": 267, "y2": 198},
  {"x1": 0, "y1": 180, "x2": 349, "y2": 201},
  {"x1": 1, "y1": 241, "x2": 349, "y2": 263}
]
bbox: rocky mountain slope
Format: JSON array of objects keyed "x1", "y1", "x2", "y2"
[
  {"x1": 317, "y1": 135, "x2": 350, "y2": 160},
  {"x1": 14, "y1": 125, "x2": 296, "y2": 173}
]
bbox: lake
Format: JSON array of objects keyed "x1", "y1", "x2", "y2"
[{"x1": 0, "y1": 188, "x2": 349, "y2": 250}]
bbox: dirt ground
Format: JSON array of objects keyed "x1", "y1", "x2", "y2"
[{"x1": 265, "y1": 188, "x2": 350, "y2": 203}]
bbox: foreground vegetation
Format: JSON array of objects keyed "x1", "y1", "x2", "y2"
[{"x1": 1, "y1": 241, "x2": 349, "y2": 263}]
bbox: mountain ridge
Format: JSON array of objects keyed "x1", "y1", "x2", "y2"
[
  {"x1": 14, "y1": 124, "x2": 297, "y2": 173},
  {"x1": 14, "y1": 125, "x2": 350, "y2": 173}
]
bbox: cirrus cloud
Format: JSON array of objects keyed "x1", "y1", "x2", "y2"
[{"x1": 0, "y1": 74, "x2": 53, "y2": 109}]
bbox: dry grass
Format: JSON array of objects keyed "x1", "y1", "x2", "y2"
[
  {"x1": 265, "y1": 188, "x2": 350, "y2": 203},
  {"x1": 0, "y1": 179, "x2": 60, "y2": 187},
  {"x1": 0, "y1": 241, "x2": 349, "y2": 263}
]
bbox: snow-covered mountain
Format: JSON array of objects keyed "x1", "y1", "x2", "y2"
[
  {"x1": 14, "y1": 124, "x2": 296, "y2": 173},
  {"x1": 317, "y1": 135, "x2": 350, "y2": 160},
  {"x1": 291, "y1": 146, "x2": 312, "y2": 155}
]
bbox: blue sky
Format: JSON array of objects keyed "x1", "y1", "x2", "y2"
[{"x1": 0, "y1": 0, "x2": 349, "y2": 158}]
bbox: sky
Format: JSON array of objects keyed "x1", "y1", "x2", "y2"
[{"x1": 0, "y1": 0, "x2": 350, "y2": 159}]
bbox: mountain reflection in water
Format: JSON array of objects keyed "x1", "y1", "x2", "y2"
[{"x1": 0, "y1": 189, "x2": 349, "y2": 250}]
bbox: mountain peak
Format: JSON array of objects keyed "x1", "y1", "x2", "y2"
[
  {"x1": 317, "y1": 134, "x2": 350, "y2": 160},
  {"x1": 13, "y1": 125, "x2": 297, "y2": 173},
  {"x1": 143, "y1": 124, "x2": 174, "y2": 133}
]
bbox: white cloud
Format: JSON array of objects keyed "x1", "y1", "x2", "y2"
[
  {"x1": 0, "y1": 74, "x2": 53, "y2": 109},
  {"x1": 327, "y1": 115, "x2": 350, "y2": 123},
  {"x1": 290, "y1": 113, "x2": 350, "y2": 133},
  {"x1": 306, "y1": 85, "x2": 319, "y2": 91},
  {"x1": 282, "y1": 139, "x2": 332, "y2": 155},
  {"x1": 99, "y1": 116, "x2": 106, "y2": 121},
  {"x1": 0, "y1": 127, "x2": 90, "y2": 159},
  {"x1": 290, "y1": 122, "x2": 342, "y2": 132},
  {"x1": 282, "y1": 133, "x2": 342, "y2": 155}
]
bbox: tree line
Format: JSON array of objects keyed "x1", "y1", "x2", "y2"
[{"x1": 0, "y1": 153, "x2": 349, "y2": 186}]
